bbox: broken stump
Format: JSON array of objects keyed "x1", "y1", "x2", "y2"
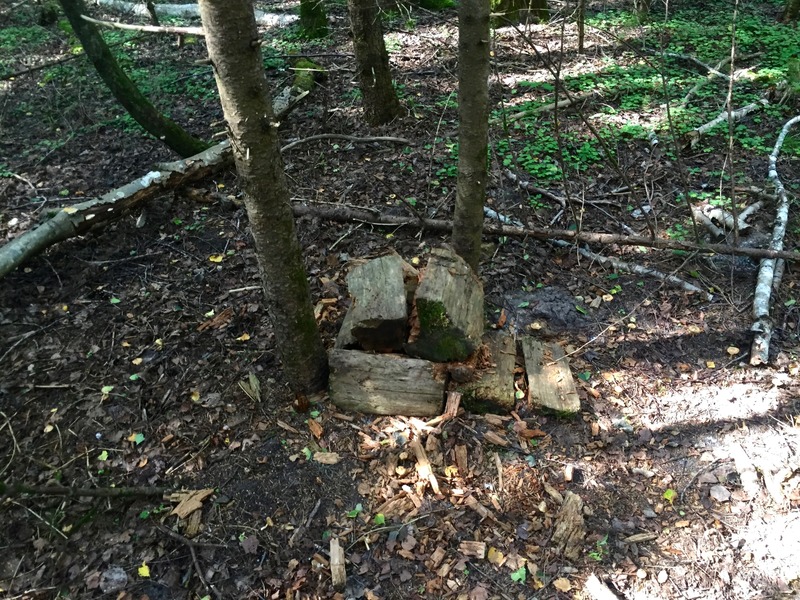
[
  {"x1": 521, "y1": 337, "x2": 580, "y2": 414},
  {"x1": 406, "y1": 245, "x2": 484, "y2": 362},
  {"x1": 328, "y1": 349, "x2": 445, "y2": 416}
]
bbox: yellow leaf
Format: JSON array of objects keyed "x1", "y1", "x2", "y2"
[
  {"x1": 216, "y1": 183, "x2": 225, "y2": 190},
  {"x1": 138, "y1": 562, "x2": 150, "y2": 577},
  {"x1": 154, "y1": 339, "x2": 163, "y2": 350},
  {"x1": 552, "y1": 577, "x2": 572, "y2": 592},
  {"x1": 127, "y1": 432, "x2": 140, "y2": 443},
  {"x1": 236, "y1": 333, "x2": 251, "y2": 341},
  {"x1": 62, "y1": 305, "x2": 69, "y2": 312},
  {"x1": 706, "y1": 361, "x2": 716, "y2": 369},
  {"x1": 487, "y1": 546, "x2": 506, "y2": 566},
  {"x1": 191, "y1": 390, "x2": 201, "y2": 402},
  {"x1": 132, "y1": 357, "x2": 143, "y2": 366},
  {"x1": 209, "y1": 254, "x2": 224, "y2": 263},
  {"x1": 121, "y1": 341, "x2": 131, "y2": 347}
]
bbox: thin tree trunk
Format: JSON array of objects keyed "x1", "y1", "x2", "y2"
[
  {"x1": 453, "y1": 0, "x2": 490, "y2": 272},
  {"x1": 577, "y1": 0, "x2": 585, "y2": 53},
  {"x1": 783, "y1": 0, "x2": 800, "y2": 22},
  {"x1": 59, "y1": 0, "x2": 207, "y2": 158},
  {"x1": 300, "y1": 0, "x2": 328, "y2": 38},
  {"x1": 491, "y1": 0, "x2": 549, "y2": 24},
  {"x1": 347, "y1": 0, "x2": 402, "y2": 125},
  {"x1": 197, "y1": 0, "x2": 328, "y2": 396}
]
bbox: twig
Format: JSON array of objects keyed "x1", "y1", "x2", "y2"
[
  {"x1": 0, "y1": 411, "x2": 20, "y2": 479},
  {"x1": 750, "y1": 114, "x2": 800, "y2": 365},
  {"x1": 288, "y1": 498, "x2": 322, "y2": 547},
  {"x1": 280, "y1": 134, "x2": 410, "y2": 153},
  {"x1": 156, "y1": 525, "x2": 223, "y2": 599},
  {"x1": 0, "y1": 482, "x2": 175, "y2": 498}
]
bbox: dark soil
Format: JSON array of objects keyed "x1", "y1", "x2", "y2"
[{"x1": 1, "y1": 2, "x2": 800, "y2": 599}]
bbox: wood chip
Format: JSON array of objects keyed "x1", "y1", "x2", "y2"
[
  {"x1": 483, "y1": 430, "x2": 509, "y2": 447},
  {"x1": 170, "y1": 488, "x2": 214, "y2": 519},
  {"x1": 330, "y1": 537, "x2": 346, "y2": 591},
  {"x1": 459, "y1": 540, "x2": 486, "y2": 558}
]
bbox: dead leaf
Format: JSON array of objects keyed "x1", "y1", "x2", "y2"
[
  {"x1": 170, "y1": 488, "x2": 214, "y2": 519},
  {"x1": 314, "y1": 452, "x2": 341, "y2": 465},
  {"x1": 240, "y1": 535, "x2": 259, "y2": 555},
  {"x1": 308, "y1": 419, "x2": 324, "y2": 438},
  {"x1": 487, "y1": 546, "x2": 506, "y2": 566},
  {"x1": 552, "y1": 577, "x2": 572, "y2": 592}
]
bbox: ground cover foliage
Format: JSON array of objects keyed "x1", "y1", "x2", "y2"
[{"x1": 1, "y1": 0, "x2": 800, "y2": 598}]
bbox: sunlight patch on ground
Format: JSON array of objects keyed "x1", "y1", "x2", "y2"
[{"x1": 654, "y1": 381, "x2": 783, "y2": 425}]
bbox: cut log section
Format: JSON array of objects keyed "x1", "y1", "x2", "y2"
[
  {"x1": 328, "y1": 349, "x2": 445, "y2": 416},
  {"x1": 456, "y1": 330, "x2": 516, "y2": 411},
  {"x1": 521, "y1": 337, "x2": 580, "y2": 414},
  {"x1": 335, "y1": 252, "x2": 414, "y2": 352},
  {"x1": 406, "y1": 245, "x2": 484, "y2": 362}
]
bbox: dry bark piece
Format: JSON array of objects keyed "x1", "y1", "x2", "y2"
[
  {"x1": 459, "y1": 540, "x2": 487, "y2": 558},
  {"x1": 328, "y1": 349, "x2": 445, "y2": 416},
  {"x1": 551, "y1": 491, "x2": 586, "y2": 560},
  {"x1": 406, "y1": 246, "x2": 484, "y2": 362},
  {"x1": 410, "y1": 437, "x2": 440, "y2": 495},
  {"x1": 330, "y1": 537, "x2": 346, "y2": 591},
  {"x1": 522, "y1": 337, "x2": 580, "y2": 414}
]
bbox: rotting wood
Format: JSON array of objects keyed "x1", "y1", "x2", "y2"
[
  {"x1": 522, "y1": 337, "x2": 580, "y2": 414},
  {"x1": 406, "y1": 246, "x2": 484, "y2": 362},
  {"x1": 454, "y1": 444, "x2": 468, "y2": 477},
  {"x1": 328, "y1": 349, "x2": 445, "y2": 416},
  {"x1": 336, "y1": 252, "x2": 412, "y2": 352},
  {"x1": 329, "y1": 537, "x2": 346, "y2": 591},
  {"x1": 456, "y1": 330, "x2": 516, "y2": 411},
  {"x1": 552, "y1": 491, "x2": 586, "y2": 560},
  {"x1": 426, "y1": 390, "x2": 461, "y2": 427}
]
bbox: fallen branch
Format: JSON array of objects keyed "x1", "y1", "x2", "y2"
[
  {"x1": 0, "y1": 117, "x2": 407, "y2": 278},
  {"x1": 682, "y1": 100, "x2": 768, "y2": 149},
  {"x1": 750, "y1": 114, "x2": 800, "y2": 365},
  {"x1": 81, "y1": 13, "x2": 204, "y2": 35},
  {"x1": 549, "y1": 239, "x2": 712, "y2": 299},
  {"x1": 0, "y1": 482, "x2": 175, "y2": 498},
  {"x1": 291, "y1": 203, "x2": 800, "y2": 262}
]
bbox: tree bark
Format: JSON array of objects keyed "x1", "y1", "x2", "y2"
[
  {"x1": 490, "y1": 0, "x2": 549, "y2": 25},
  {"x1": 347, "y1": 0, "x2": 402, "y2": 125},
  {"x1": 453, "y1": 0, "x2": 490, "y2": 272},
  {"x1": 197, "y1": 0, "x2": 328, "y2": 395},
  {"x1": 59, "y1": 0, "x2": 208, "y2": 158},
  {"x1": 300, "y1": 0, "x2": 329, "y2": 38},
  {"x1": 783, "y1": 0, "x2": 800, "y2": 21}
]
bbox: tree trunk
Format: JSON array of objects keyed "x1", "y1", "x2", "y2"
[
  {"x1": 577, "y1": 0, "x2": 585, "y2": 53},
  {"x1": 59, "y1": 0, "x2": 207, "y2": 158},
  {"x1": 197, "y1": 0, "x2": 328, "y2": 396},
  {"x1": 347, "y1": 0, "x2": 402, "y2": 125},
  {"x1": 783, "y1": 0, "x2": 800, "y2": 21},
  {"x1": 300, "y1": 0, "x2": 328, "y2": 38},
  {"x1": 490, "y1": 0, "x2": 549, "y2": 25},
  {"x1": 452, "y1": 0, "x2": 490, "y2": 272},
  {"x1": 634, "y1": 0, "x2": 650, "y2": 23}
]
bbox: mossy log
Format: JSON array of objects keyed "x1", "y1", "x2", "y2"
[
  {"x1": 406, "y1": 246, "x2": 484, "y2": 362},
  {"x1": 328, "y1": 349, "x2": 445, "y2": 416},
  {"x1": 521, "y1": 337, "x2": 580, "y2": 414}
]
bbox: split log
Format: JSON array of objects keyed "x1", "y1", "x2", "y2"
[
  {"x1": 456, "y1": 330, "x2": 517, "y2": 412},
  {"x1": 335, "y1": 252, "x2": 414, "y2": 352},
  {"x1": 328, "y1": 349, "x2": 445, "y2": 416},
  {"x1": 406, "y1": 246, "x2": 484, "y2": 362},
  {"x1": 552, "y1": 491, "x2": 586, "y2": 560},
  {"x1": 522, "y1": 337, "x2": 580, "y2": 414}
]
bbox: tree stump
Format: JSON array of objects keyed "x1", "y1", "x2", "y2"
[
  {"x1": 406, "y1": 246, "x2": 484, "y2": 362},
  {"x1": 456, "y1": 330, "x2": 516, "y2": 411}
]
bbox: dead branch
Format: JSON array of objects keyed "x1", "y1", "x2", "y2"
[
  {"x1": 0, "y1": 482, "x2": 176, "y2": 498},
  {"x1": 549, "y1": 239, "x2": 711, "y2": 299},
  {"x1": 291, "y1": 203, "x2": 800, "y2": 262},
  {"x1": 81, "y1": 13, "x2": 204, "y2": 35},
  {"x1": 750, "y1": 114, "x2": 800, "y2": 365},
  {"x1": 683, "y1": 100, "x2": 768, "y2": 149}
]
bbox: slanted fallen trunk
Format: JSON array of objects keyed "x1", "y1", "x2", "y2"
[{"x1": 0, "y1": 142, "x2": 231, "y2": 279}]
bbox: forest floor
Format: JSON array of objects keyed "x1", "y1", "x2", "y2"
[{"x1": 1, "y1": 1, "x2": 800, "y2": 599}]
